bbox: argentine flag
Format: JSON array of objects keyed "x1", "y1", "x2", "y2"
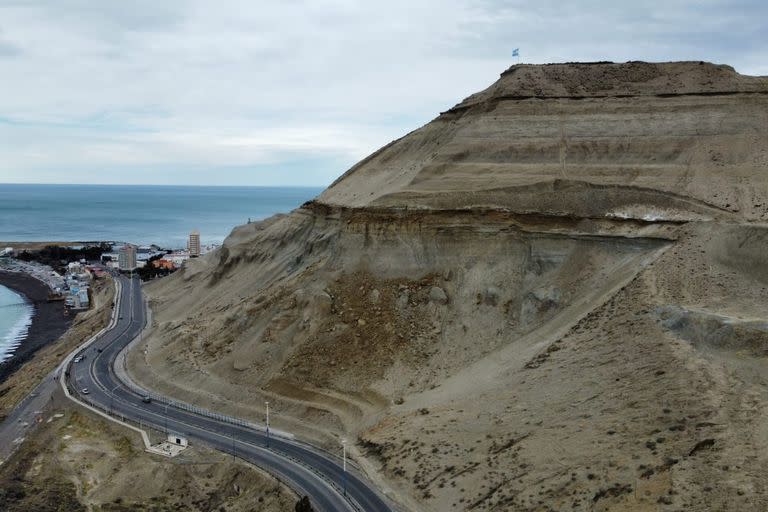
[{"x1": 512, "y1": 48, "x2": 519, "y2": 57}]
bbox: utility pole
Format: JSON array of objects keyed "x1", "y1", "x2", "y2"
[
  {"x1": 265, "y1": 401, "x2": 270, "y2": 448},
  {"x1": 342, "y1": 439, "x2": 347, "y2": 497}
]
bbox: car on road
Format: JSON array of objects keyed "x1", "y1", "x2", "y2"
[
  {"x1": 73, "y1": 357, "x2": 81, "y2": 363},
  {"x1": 81, "y1": 388, "x2": 90, "y2": 395},
  {"x1": 97, "y1": 348, "x2": 103, "y2": 353},
  {"x1": 141, "y1": 395, "x2": 152, "y2": 403}
]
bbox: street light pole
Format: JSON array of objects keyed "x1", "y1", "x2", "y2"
[
  {"x1": 265, "y1": 401, "x2": 270, "y2": 448},
  {"x1": 342, "y1": 439, "x2": 347, "y2": 497},
  {"x1": 109, "y1": 384, "x2": 120, "y2": 415}
]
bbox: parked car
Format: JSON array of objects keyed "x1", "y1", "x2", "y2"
[
  {"x1": 74, "y1": 357, "x2": 81, "y2": 363},
  {"x1": 81, "y1": 388, "x2": 90, "y2": 395}
]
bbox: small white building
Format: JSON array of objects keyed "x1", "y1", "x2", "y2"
[{"x1": 167, "y1": 434, "x2": 188, "y2": 447}]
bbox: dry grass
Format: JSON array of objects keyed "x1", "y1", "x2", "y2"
[{"x1": 0, "y1": 406, "x2": 297, "y2": 512}]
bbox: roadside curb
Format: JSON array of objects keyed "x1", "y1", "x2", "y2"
[{"x1": 58, "y1": 278, "x2": 159, "y2": 455}]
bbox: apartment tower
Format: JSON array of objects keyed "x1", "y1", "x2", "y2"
[
  {"x1": 189, "y1": 230, "x2": 201, "y2": 258},
  {"x1": 118, "y1": 244, "x2": 137, "y2": 271}
]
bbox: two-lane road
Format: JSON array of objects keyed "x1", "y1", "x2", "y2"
[{"x1": 66, "y1": 275, "x2": 394, "y2": 512}]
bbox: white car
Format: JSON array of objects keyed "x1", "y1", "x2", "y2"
[
  {"x1": 74, "y1": 357, "x2": 81, "y2": 363},
  {"x1": 81, "y1": 388, "x2": 90, "y2": 395}
]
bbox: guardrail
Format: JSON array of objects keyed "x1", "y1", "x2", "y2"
[
  {"x1": 119, "y1": 375, "x2": 261, "y2": 430},
  {"x1": 112, "y1": 298, "x2": 378, "y2": 511},
  {"x1": 111, "y1": 298, "x2": 290, "y2": 437},
  {"x1": 74, "y1": 278, "x2": 387, "y2": 512}
]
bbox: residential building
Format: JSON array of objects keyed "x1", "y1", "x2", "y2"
[
  {"x1": 118, "y1": 244, "x2": 137, "y2": 271},
  {"x1": 76, "y1": 288, "x2": 90, "y2": 308},
  {"x1": 100, "y1": 252, "x2": 120, "y2": 265},
  {"x1": 188, "y1": 230, "x2": 201, "y2": 258},
  {"x1": 165, "y1": 251, "x2": 190, "y2": 266},
  {"x1": 152, "y1": 259, "x2": 176, "y2": 270}
]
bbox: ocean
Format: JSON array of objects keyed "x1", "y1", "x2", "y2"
[
  {"x1": 0, "y1": 184, "x2": 323, "y2": 248},
  {"x1": 0, "y1": 285, "x2": 33, "y2": 363},
  {"x1": 0, "y1": 183, "x2": 323, "y2": 360}
]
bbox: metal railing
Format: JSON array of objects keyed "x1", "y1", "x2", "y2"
[{"x1": 98, "y1": 283, "x2": 383, "y2": 512}]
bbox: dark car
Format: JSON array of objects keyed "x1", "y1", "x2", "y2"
[{"x1": 141, "y1": 395, "x2": 152, "y2": 403}]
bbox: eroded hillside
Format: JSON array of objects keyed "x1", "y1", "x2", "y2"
[{"x1": 127, "y1": 61, "x2": 768, "y2": 511}]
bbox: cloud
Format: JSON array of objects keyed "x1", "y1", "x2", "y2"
[
  {"x1": 0, "y1": 0, "x2": 765, "y2": 185},
  {"x1": 0, "y1": 41, "x2": 20, "y2": 56},
  {"x1": 0, "y1": 27, "x2": 21, "y2": 57}
]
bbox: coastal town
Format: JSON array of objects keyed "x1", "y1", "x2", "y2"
[{"x1": 0, "y1": 230, "x2": 216, "y2": 314}]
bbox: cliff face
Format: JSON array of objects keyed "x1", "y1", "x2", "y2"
[
  {"x1": 320, "y1": 62, "x2": 768, "y2": 222},
  {"x1": 131, "y1": 62, "x2": 768, "y2": 511}
]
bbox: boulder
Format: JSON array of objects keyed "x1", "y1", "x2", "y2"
[
  {"x1": 429, "y1": 286, "x2": 448, "y2": 305},
  {"x1": 482, "y1": 286, "x2": 501, "y2": 306}
]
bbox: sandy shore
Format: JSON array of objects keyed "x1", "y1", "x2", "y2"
[
  {"x1": 0, "y1": 270, "x2": 72, "y2": 383},
  {"x1": 0, "y1": 241, "x2": 80, "y2": 251}
]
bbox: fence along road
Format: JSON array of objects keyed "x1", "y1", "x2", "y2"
[{"x1": 65, "y1": 274, "x2": 395, "y2": 512}]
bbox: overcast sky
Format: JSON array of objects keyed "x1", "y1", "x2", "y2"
[{"x1": 1, "y1": 1, "x2": 766, "y2": 187}]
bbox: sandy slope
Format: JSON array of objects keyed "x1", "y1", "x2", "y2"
[{"x1": 127, "y1": 62, "x2": 768, "y2": 511}]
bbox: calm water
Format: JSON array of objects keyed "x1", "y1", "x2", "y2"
[
  {"x1": 0, "y1": 184, "x2": 323, "y2": 248},
  {"x1": 0, "y1": 285, "x2": 33, "y2": 363}
]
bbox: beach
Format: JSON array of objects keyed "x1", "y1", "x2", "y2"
[{"x1": 0, "y1": 270, "x2": 72, "y2": 383}]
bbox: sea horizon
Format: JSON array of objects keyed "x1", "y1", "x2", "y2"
[
  {"x1": 0, "y1": 183, "x2": 324, "y2": 249},
  {"x1": 0, "y1": 182, "x2": 328, "y2": 188}
]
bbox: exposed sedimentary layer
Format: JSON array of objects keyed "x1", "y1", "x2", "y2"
[{"x1": 129, "y1": 62, "x2": 768, "y2": 511}]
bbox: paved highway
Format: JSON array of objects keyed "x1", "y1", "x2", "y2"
[{"x1": 66, "y1": 275, "x2": 394, "y2": 512}]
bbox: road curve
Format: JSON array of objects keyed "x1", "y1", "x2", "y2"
[{"x1": 65, "y1": 274, "x2": 395, "y2": 512}]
